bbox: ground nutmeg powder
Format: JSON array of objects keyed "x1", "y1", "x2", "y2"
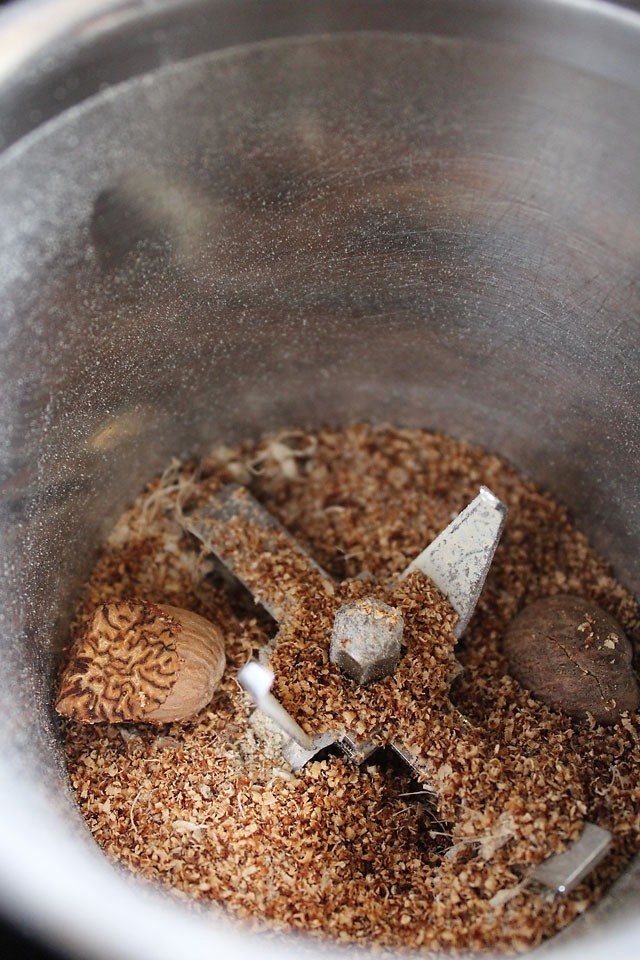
[{"x1": 62, "y1": 424, "x2": 640, "y2": 954}]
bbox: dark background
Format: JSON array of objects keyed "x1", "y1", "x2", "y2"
[{"x1": 0, "y1": 922, "x2": 67, "y2": 960}]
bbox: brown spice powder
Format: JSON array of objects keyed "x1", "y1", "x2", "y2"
[{"x1": 62, "y1": 424, "x2": 640, "y2": 954}]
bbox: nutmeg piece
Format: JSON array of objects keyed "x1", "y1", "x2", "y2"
[
  {"x1": 503, "y1": 594, "x2": 639, "y2": 723},
  {"x1": 55, "y1": 599, "x2": 226, "y2": 724}
]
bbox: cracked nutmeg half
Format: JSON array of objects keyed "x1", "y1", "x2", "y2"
[
  {"x1": 55, "y1": 599, "x2": 226, "y2": 724},
  {"x1": 503, "y1": 594, "x2": 640, "y2": 723}
]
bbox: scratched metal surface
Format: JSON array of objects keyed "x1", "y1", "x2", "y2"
[{"x1": 0, "y1": 3, "x2": 639, "y2": 960}]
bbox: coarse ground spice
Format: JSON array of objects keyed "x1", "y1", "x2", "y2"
[{"x1": 62, "y1": 424, "x2": 640, "y2": 955}]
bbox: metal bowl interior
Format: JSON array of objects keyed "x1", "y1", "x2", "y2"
[{"x1": 0, "y1": 2, "x2": 639, "y2": 959}]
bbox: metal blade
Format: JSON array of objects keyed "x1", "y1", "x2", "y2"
[
  {"x1": 530, "y1": 822, "x2": 612, "y2": 894},
  {"x1": 238, "y1": 660, "x2": 313, "y2": 750},
  {"x1": 402, "y1": 486, "x2": 507, "y2": 637},
  {"x1": 183, "y1": 483, "x2": 330, "y2": 621}
]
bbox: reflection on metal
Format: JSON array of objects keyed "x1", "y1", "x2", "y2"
[
  {"x1": 329, "y1": 596, "x2": 404, "y2": 684},
  {"x1": 88, "y1": 410, "x2": 146, "y2": 452},
  {"x1": 340, "y1": 735, "x2": 380, "y2": 765},
  {"x1": 390, "y1": 741, "x2": 438, "y2": 794},
  {"x1": 402, "y1": 486, "x2": 507, "y2": 638},
  {"x1": 237, "y1": 660, "x2": 313, "y2": 750},
  {"x1": 530, "y1": 822, "x2": 612, "y2": 894},
  {"x1": 283, "y1": 730, "x2": 342, "y2": 771}
]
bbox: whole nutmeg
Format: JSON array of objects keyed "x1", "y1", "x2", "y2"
[
  {"x1": 503, "y1": 594, "x2": 639, "y2": 723},
  {"x1": 55, "y1": 599, "x2": 226, "y2": 724}
]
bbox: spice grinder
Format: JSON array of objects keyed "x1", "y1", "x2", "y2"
[{"x1": 0, "y1": 1, "x2": 639, "y2": 958}]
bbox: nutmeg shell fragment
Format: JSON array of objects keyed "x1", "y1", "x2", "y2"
[
  {"x1": 55, "y1": 599, "x2": 226, "y2": 724},
  {"x1": 503, "y1": 594, "x2": 639, "y2": 723}
]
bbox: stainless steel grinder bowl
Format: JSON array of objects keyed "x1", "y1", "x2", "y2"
[{"x1": 1, "y1": 1, "x2": 639, "y2": 958}]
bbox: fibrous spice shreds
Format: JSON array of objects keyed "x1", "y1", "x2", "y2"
[{"x1": 62, "y1": 424, "x2": 640, "y2": 954}]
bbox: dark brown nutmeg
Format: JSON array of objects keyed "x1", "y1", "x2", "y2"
[
  {"x1": 55, "y1": 599, "x2": 226, "y2": 724},
  {"x1": 503, "y1": 594, "x2": 639, "y2": 723}
]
